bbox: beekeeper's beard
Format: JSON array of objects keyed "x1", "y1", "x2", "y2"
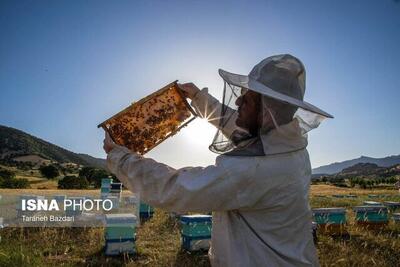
[{"x1": 209, "y1": 82, "x2": 255, "y2": 153}]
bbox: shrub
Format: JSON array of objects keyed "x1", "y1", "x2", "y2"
[
  {"x1": 79, "y1": 167, "x2": 113, "y2": 188},
  {"x1": 0, "y1": 177, "x2": 30, "y2": 188},
  {"x1": 58, "y1": 176, "x2": 89, "y2": 189},
  {"x1": 39, "y1": 164, "x2": 59, "y2": 179},
  {"x1": 0, "y1": 168, "x2": 16, "y2": 179}
]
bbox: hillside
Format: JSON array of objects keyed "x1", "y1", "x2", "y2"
[
  {"x1": 312, "y1": 155, "x2": 400, "y2": 174},
  {"x1": 0, "y1": 125, "x2": 105, "y2": 169}
]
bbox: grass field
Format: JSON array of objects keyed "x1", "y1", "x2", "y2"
[{"x1": 0, "y1": 185, "x2": 400, "y2": 266}]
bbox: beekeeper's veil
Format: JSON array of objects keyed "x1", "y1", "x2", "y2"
[{"x1": 209, "y1": 54, "x2": 333, "y2": 155}]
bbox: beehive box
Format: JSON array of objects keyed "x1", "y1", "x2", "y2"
[
  {"x1": 65, "y1": 197, "x2": 85, "y2": 216},
  {"x1": 312, "y1": 208, "x2": 347, "y2": 235},
  {"x1": 139, "y1": 202, "x2": 154, "y2": 213},
  {"x1": 393, "y1": 213, "x2": 400, "y2": 223},
  {"x1": 105, "y1": 238, "x2": 135, "y2": 256},
  {"x1": 101, "y1": 178, "x2": 113, "y2": 187},
  {"x1": 363, "y1": 201, "x2": 382, "y2": 206},
  {"x1": 53, "y1": 195, "x2": 66, "y2": 203},
  {"x1": 139, "y1": 202, "x2": 154, "y2": 220},
  {"x1": 98, "y1": 81, "x2": 197, "y2": 155},
  {"x1": 111, "y1": 183, "x2": 122, "y2": 191},
  {"x1": 105, "y1": 214, "x2": 137, "y2": 240},
  {"x1": 312, "y1": 208, "x2": 346, "y2": 225},
  {"x1": 17, "y1": 195, "x2": 45, "y2": 209},
  {"x1": 383, "y1": 201, "x2": 400, "y2": 212},
  {"x1": 180, "y1": 215, "x2": 212, "y2": 237},
  {"x1": 182, "y1": 235, "x2": 211, "y2": 252},
  {"x1": 353, "y1": 206, "x2": 388, "y2": 230}
]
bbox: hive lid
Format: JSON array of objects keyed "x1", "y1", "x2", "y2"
[
  {"x1": 312, "y1": 208, "x2": 346, "y2": 214},
  {"x1": 98, "y1": 81, "x2": 198, "y2": 155},
  {"x1": 105, "y1": 213, "x2": 137, "y2": 224},
  {"x1": 363, "y1": 201, "x2": 382, "y2": 206},
  {"x1": 180, "y1": 214, "x2": 212, "y2": 223},
  {"x1": 383, "y1": 201, "x2": 400, "y2": 205},
  {"x1": 353, "y1": 206, "x2": 388, "y2": 212}
]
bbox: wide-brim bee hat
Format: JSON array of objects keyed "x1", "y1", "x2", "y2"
[{"x1": 218, "y1": 54, "x2": 333, "y2": 118}]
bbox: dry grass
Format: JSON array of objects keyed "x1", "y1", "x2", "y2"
[{"x1": 0, "y1": 185, "x2": 399, "y2": 266}]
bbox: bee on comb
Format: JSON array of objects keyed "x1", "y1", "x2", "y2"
[{"x1": 98, "y1": 81, "x2": 197, "y2": 155}]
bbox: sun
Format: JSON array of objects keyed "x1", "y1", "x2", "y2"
[{"x1": 181, "y1": 118, "x2": 216, "y2": 147}]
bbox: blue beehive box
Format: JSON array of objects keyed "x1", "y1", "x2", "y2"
[
  {"x1": 101, "y1": 178, "x2": 113, "y2": 187},
  {"x1": 312, "y1": 208, "x2": 346, "y2": 225},
  {"x1": 383, "y1": 201, "x2": 400, "y2": 212},
  {"x1": 65, "y1": 197, "x2": 85, "y2": 216},
  {"x1": 110, "y1": 183, "x2": 122, "y2": 190},
  {"x1": 180, "y1": 215, "x2": 212, "y2": 237},
  {"x1": 105, "y1": 214, "x2": 137, "y2": 256},
  {"x1": 393, "y1": 213, "x2": 400, "y2": 223},
  {"x1": 105, "y1": 214, "x2": 137, "y2": 240},
  {"x1": 54, "y1": 195, "x2": 66, "y2": 203},
  {"x1": 181, "y1": 235, "x2": 211, "y2": 252},
  {"x1": 353, "y1": 206, "x2": 389, "y2": 223},
  {"x1": 180, "y1": 215, "x2": 212, "y2": 251},
  {"x1": 139, "y1": 202, "x2": 154, "y2": 220},
  {"x1": 105, "y1": 238, "x2": 135, "y2": 256}
]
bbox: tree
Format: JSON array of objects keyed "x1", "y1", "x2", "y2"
[
  {"x1": 79, "y1": 166, "x2": 112, "y2": 188},
  {"x1": 39, "y1": 165, "x2": 59, "y2": 179},
  {"x1": 1, "y1": 178, "x2": 30, "y2": 188},
  {"x1": 0, "y1": 168, "x2": 16, "y2": 180},
  {"x1": 58, "y1": 176, "x2": 89, "y2": 189}
]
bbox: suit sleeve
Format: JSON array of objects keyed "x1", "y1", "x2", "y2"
[
  {"x1": 190, "y1": 87, "x2": 238, "y2": 139},
  {"x1": 107, "y1": 145, "x2": 246, "y2": 213}
]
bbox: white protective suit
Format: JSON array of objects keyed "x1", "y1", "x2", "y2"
[{"x1": 107, "y1": 87, "x2": 320, "y2": 267}]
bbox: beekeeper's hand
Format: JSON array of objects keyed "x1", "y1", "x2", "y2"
[
  {"x1": 178, "y1": 83, "x2": 201, "y2": 99},
  {"x1": 103, "y1": 132, "x2": 117, "y2": 154}
]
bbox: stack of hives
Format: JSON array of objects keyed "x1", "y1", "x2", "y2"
[
  {"x1": 104, "y1": 214, "x2": 137, "y2": 256},
  {"x1": 110, "y1": 182, "x2": 122, "y2": 200},
  {"x1": 383, "y1": 201, "x2": 400, "y2": 212},
  {"x1": 180, "y1": 215, "x2": 212, "y2": 252},
  {"x1": 100, "y1": 178, "x2": 113, "y2": 199},
  {"x1": 17, "y1": 195, "x2": 45, "y2": 217},
  {"x1": 312, "y1": 208, "x2": 347, "y2": 235},
  {"x1": 353, "y1": 205, "x2": 389, "y2": 230},
  {"x1": 65, "y1": 196, "x2": 85, "y2": 217},
  {"x1": 139, "y1": 202, "x2": 154, "y2": 221}
]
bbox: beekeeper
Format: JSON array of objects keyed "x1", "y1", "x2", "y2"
[{"x1": 103, "y1": 54, "x2": 333, "y2": 267}]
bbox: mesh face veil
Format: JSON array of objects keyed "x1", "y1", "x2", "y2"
[
  {"x1": 208, "y1": 81, "x2": 253, "y2": 154},
  {"x1": 208, "y1": 81, "x2": 329, "y2": 156}
]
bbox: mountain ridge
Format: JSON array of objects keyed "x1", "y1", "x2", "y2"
[
  {"x1": 0, "y1": 124, "x2": 106, "y2": 169},
  {"x1": 312, "y1": 154, "x2": 400, "y2": 174}
]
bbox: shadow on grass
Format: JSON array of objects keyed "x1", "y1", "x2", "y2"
[{"x1": 174, "y1": 248, "x2": 210, "y2": 267}]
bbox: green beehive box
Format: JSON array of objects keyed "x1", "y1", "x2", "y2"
[
  {"x1": 105, "y1": 225, "x2": 136, "y2": 240},
  {"x1": 101, "y1": 187, "x2": 111, "y2": 193},
  {"x1": 139, "y1": 202, "x2": 154, "y2": 213},
  {"x1": 393, "y1": 213, "x2": 400, "y2": 223},
  {"x1": 101, "y1": 178, "x2": 113, "y2": 187},
  {"x1": 312, "y1": 208, "x2": 346, "y2": 225},
  {"x1": 383, "y1": 201, "x2": 400, "y2": 212},
  {"x1": 353, "y1": 206, "x2": 389, "y2": 222},
  {"x1": 180, "y1": 215, "x2": 212, "y2": 237}
]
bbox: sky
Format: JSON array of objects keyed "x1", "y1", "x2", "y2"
[{"x1": 1, "y1": 0, "x2": 400, "y2": 169}]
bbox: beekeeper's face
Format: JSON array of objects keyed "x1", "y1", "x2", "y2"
[{"x1": 235, "y1": 89, "x2": 261, "y2": 135}]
